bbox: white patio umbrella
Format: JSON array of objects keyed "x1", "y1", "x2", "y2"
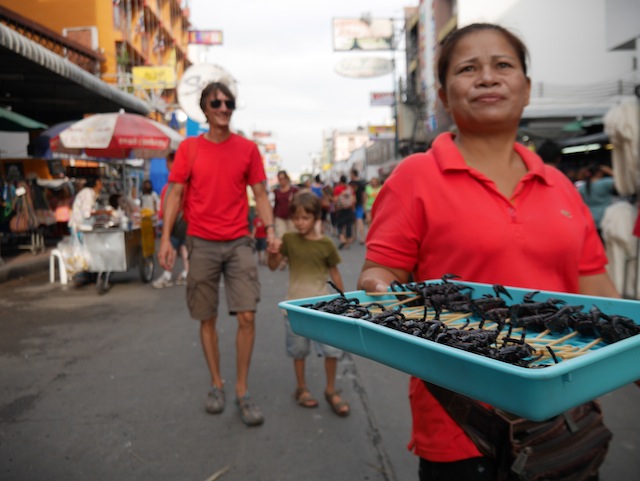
[{"x1": 50, "y1": 110, "x2": 184, "y2": 159}]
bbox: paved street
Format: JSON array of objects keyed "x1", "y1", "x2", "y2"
[{"x1": 0, "y1": 241, "x2": 639, "y2": 480}]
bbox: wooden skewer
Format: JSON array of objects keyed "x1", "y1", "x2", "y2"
[
  {"x1": 367, "y1": 296, "x2": 421, "y2": 310},
  {"x1": 573, "y1": 337, "x2": 604, "y2": 353},
  {"x1": 365, "y1": 290, "x2": 416, "y2": 296},
  {"x1": 533, "y1": 329, "x2": 551, "y2": 339},
  {"x1": 545, "y1": 331, "x2": 579, "y2": 347}
]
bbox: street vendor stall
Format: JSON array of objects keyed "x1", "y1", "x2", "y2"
[
  {"x1": 50, "y1": 110, "x2": 184, "y2": 293},
  {"x1": 82, "y1": 214, "x2": 155, "y2": 294}
]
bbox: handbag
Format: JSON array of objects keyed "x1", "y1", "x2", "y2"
[
  {"x1": 171, "y1": 212, "x2": 187, "y2": 240},
  {"x1": 167, "y1": 138, "x2": 197, "y2": 241},
  {"x1": 424, "y1": 381, "x2": 612, "y2": 481}
]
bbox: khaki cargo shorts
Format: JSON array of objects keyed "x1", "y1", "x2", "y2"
[{"x1": 185, "y1": 235, "x2": 260, "y2": 320}]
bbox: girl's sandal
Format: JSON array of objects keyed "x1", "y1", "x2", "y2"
[
  {"x1": 325, "y1": 391, "x2": 350, "y2": 417},
  {"x1": 294, "y1": 387, "x2": 319, "y2": 408}
]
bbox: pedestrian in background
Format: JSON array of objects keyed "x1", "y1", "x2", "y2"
[
  {"x1": 152, "y1": 152, "x2": 188, "y2": 288},
  {"x1": 140, "y1": 179, "x2": 159, "y2": 216},
  {"x1": 273, "y1": 169, "x2": 298, "y2": 269},
  {"x1": 333, "y1": 174, "x2": 355, "y2": 250},
  {"x1": 358, "y1": 23, "x2": 619, "y2": 481},
  {"x1": 578, "y1": 164, "x2": 617, "y2": 240},
  {"x1": 251, "y1": 214, "x2": 268, "y2": 265},
  {"x1": 273, "y1": 170, "x2": 298, "y2": 237},
  {"x1": 364, "y1": 176, "x2": 382, "y2": 227},
  {"x1": 349, "y1": 169, "x2": 366, "y2": 244},
  {"x1": 68, "y1": 177, "x2": 102, "y2": 239},
  {"x1": 267, "y1": 191, "x2": 350, "y2": 416},
  {"x1": 158, "y1": 81, "x2": 275, "y2": 427}
]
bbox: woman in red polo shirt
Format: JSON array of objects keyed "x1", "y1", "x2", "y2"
[{"x1": 358, "y1": 23, "x2": 620, "y2": 481}]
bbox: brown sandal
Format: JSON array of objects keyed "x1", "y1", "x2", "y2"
[
  {"x1": 325, "y1": 391, "x2": 350, "y2": 417},
  {"x1": 294, "y1": 387, "x2": 319, "y2": 408}
]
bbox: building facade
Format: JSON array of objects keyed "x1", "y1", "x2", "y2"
[{"x1": 2, "y1": 0, "x2": 191, "y2": 117}]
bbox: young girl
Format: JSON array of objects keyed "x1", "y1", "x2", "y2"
[{"x1": 267, "y1": 191, "x2": 350, "y2": 416}]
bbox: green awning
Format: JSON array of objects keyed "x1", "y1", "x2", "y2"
[{"x1": 0, "y1": 107, "x2": 48, "y2": 132}]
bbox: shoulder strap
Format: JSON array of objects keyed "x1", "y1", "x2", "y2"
[{"x1": 184, "y1": 137, "x2": 198, "y2": 182}]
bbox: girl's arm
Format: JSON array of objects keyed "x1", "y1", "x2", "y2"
[{"x1": 267, "y1": 238, "x2": 283, "y2": 271}]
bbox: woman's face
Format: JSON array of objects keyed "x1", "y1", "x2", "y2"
[
  {"x1": 277, "y1": 173, "x2": 290, "y2": 188},
  {"x1": 438, "y1": 30, "x2": 530, "y2": 135}
]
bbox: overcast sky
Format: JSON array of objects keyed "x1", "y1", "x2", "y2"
[{"x1": 187, "y1": 0, "x2": 416, "y2": 177}]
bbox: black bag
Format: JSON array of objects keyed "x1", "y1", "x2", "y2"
[
  {"x1": 425, "y1": 382, "x2": 612, "y2": 481},
  {"x1": 170, "y1": 213, "x2": 187, "y2": 241}
]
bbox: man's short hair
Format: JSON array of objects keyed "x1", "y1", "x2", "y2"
[{"x1": 199, "y1": 82, "x2": 236, "y2": 113}]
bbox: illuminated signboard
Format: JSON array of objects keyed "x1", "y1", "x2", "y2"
[{"x1": 189, "y1": 30, "x2": 223, "y2": 46}]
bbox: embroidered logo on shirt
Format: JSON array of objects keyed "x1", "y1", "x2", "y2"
[{"x1": 561, "y1": 210, "x2": 572, "y2": 218}]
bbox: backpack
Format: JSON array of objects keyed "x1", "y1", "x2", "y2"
[{"x1": 336, "y1": 186, "x2": 354, "y2": 210}]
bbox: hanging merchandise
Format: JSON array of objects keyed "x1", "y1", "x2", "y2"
[{"x1": 603, "y1": 97, "x2": 640, "y2": 196}]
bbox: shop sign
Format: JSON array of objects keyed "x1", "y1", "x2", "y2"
[
  {"x1": 132, "y1": 66, "x2": 177, "y2": 89},
  {"x1": 189, "y1": 30, "x2": 223, "y2": 46},
  {"x1": 368, "y1": 125, "x2": 395, "y2": 140},
  {"x1": 332, "y1": 18, "x2": 394, "y2": 51},
  {"x1": 370, "y1": 92, "x2": 395, "y2": 106},
  {"x1": 335, "y1": 57, "x2": 393, "y2": 78}
]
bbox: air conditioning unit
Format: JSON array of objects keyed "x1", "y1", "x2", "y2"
[{"x1": 62, "y1": 26, "x2": 99, "y2": 50}]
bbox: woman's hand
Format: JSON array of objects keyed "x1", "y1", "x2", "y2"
[{"x1": 357, "y1": 260, "x2": 410, "y2": 293}]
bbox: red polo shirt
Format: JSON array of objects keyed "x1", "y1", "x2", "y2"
[
  {"x1": 366, "y1": 133, "x2": 608, "y2": 462},
  {"x1": 169, "y1": 134, "x2": 266, "y2": 241}
]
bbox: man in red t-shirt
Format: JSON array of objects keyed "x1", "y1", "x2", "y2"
[{"x1": 158, "y1": 82, "x2": 275, "y2": 427}]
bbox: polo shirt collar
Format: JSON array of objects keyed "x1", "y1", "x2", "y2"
[{"x1": 432, "y1": 132, "x2": 553, "y2": 186}]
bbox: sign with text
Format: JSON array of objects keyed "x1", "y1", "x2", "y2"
[
  {"x1": 370, "y1": 92, "x2": 395, "y2": 106},
  {"x1": 368, "y1": 125, "x2": 395, "y2": 140},
  {"x1": 332, "y1": 18, "x2": 394, "y2": 51},
  {"x1": 334, "y1": 57, "x2": 393, "y2": 78},
  {"x1": 132, "y1": 66, "x2": 177, "y2": 89},
  {"x1": 189, "y1": 30, "x2": 223, "y2": 46}
]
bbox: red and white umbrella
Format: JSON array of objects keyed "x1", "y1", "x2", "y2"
[{"x1": 50, "y1": 110, "x2": 184, "y2": 159}]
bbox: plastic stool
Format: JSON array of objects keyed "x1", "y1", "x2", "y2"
[{"x1": 49, "y1": 248, "x2": 68, "y2": 285}]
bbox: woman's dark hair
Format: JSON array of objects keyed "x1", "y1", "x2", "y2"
[
  {"x1": 85, "y1": 177, "x2": 100, "y2": 189},
  {"x1": 142, "y1": 179, "x2": 153, "y2": 194},
  {"x1": 108, "y1": 194, "x2": 121, "y2": 209},
  {"x1": 199, "y1": 82, "x2": 236, "y2": 113},
  {"x1": 289, "y1": 191, "x2": 321, "y2": 219},
  {"x1": 437, "y1": 23, "x2": 529, "y2": 88},
  {"x1": 277, "y1": 170, "x2": 290, "y2": 181}
]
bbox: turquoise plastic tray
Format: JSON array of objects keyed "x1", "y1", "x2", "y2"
[{"x1": 279, "y1": 281, "x2": 640, "y2": 421}]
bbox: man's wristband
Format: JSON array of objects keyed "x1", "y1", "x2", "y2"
[{"x1": 265, "y1": 224, "x2": 275, "y2": 232}]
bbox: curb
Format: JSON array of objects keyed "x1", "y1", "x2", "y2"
[{"x1": 0, "y1": 252, "x2": 50, "y2": 284}]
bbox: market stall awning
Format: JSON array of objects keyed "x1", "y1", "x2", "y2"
[
  {"x1": 0, "y1": 106, "x2": 47, "y2": 131},
  {"x1": 0, "y1": 22, "x2": 150, "y2": 126}
]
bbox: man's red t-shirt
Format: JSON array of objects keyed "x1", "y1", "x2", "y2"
[
  {"x1": 169, "y1": 134, "x2": 266, "y2": 241},
  {"x1": 366, "y1": 133, "x2": 608, "y2": 462}
]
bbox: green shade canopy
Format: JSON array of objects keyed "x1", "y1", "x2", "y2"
[{"x1": 0, "y1": 107, "x2": 48, "y2": 132}]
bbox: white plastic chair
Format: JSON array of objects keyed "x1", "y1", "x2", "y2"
[{"x1": 49, "y1": 248, "x2": 68, "y2": 285}]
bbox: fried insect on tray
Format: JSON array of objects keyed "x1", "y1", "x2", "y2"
[{"x1": 303, "y1": 275, "x2": 639, "y2": 368}]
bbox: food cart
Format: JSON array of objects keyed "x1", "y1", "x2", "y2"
[{"x1": 82, "y1": 215, "x2": 155, "y2": 294}]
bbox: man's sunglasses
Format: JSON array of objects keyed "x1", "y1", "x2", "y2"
[{"x1": 210, "y1": 99, "x2": 235, "y2": 110}]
